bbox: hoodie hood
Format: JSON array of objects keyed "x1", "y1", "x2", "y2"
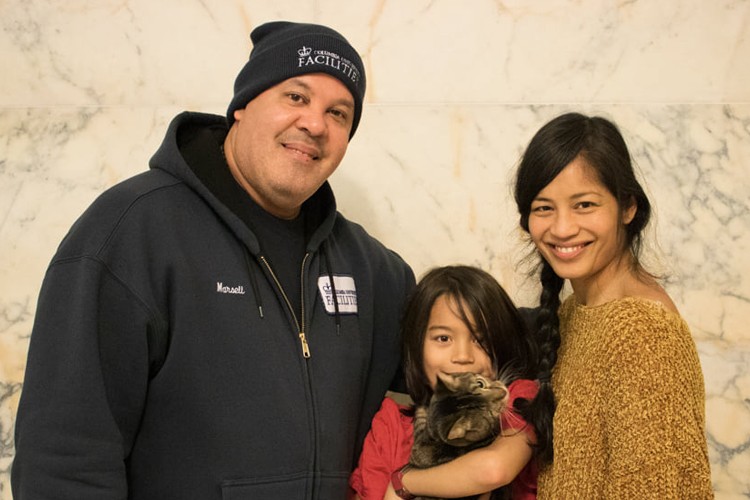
[{"x1": 148, "y1": 111, "x2": 339, "y2": 255}]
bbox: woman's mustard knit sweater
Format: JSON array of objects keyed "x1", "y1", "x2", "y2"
[{"x1": 538, "y1": 296, "x2": 713, "y2": 499}]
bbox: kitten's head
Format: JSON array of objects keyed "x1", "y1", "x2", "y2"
[{"x1": 428, "y1": 372, "x2": 509, "y2": 447}]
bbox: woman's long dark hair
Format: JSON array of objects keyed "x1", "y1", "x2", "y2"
[
  {"x1": 512, "y1": 112, "x2": 652, "y2": 465},
  {"x1": 400, "y1": 266, "x2": 546, "y2": 457}
]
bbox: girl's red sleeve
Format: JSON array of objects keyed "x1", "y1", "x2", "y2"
[
  {"x1": 502, "y1": 378, "x2": 539, "y2": 439},
  {"x1": 349, "y1": 397, "x2": 414, "y2": 500},
  {"x1": 503, "y1": 378, "x2": 540, "y2": 500}
]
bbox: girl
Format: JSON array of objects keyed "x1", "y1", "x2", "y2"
[
  {"x1": 514, "y1": 112, "x2": 713, "y2": 498},
  {"x1": 350, "y1": 265, "x2": 552, "y2": 499}
]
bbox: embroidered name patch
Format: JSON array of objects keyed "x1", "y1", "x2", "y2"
[
  {"x1": 216, "y1": 282, "x2": 246, "y2": 295},
  {"x1": 317, "y1": 275, "x2": 358, "y2": 315}
]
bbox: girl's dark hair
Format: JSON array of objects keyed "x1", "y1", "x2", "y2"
[
  {"x1": 512, "y1": 112, "x2": 652, "y2": 465},
  {"x1": 401, "y1": 265, "x2": 547, "y2": 456}
]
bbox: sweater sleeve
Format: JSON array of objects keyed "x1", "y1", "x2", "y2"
[
  {"x1": 601, "y1": 303, "x2": 712, "y2": 499},
  {"x1": 12, "y1": 257, "x2": 163, "y2": 499},
  {"x1": 349, "y1": 397, "x2": 413, "y2": 500}
]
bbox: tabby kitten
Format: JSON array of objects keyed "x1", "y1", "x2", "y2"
[{"x1": 408, "y1": 372, "x2": 509, "y2": 500}]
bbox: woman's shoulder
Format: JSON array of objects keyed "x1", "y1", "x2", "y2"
[
  {"x1": 587, "y1": 297, "x2": 699, "y2": 368},
  {"x1": 625, "y1": 278, "x2": 680, "y2": 314},
  {"x1": 605, "y1": 296, "x2": 685, "y2": 327},
  {"x1": 564, "y1": 292, "x2": 693, "y2": 355},
  {"x1": 570, "y1": 292, "x2": 685, "y2": 328}
]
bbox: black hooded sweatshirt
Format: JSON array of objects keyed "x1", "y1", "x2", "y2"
[{"x1": 12, "y1": 112, "x2": 415, "y2": 499}]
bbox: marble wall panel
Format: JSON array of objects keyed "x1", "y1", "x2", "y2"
[{"x1": 1, "y1": 1, "x2": 748, "y2": 498}]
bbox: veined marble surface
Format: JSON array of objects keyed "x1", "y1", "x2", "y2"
[{"x1": 1, "y1": 1, "x2": 749, "y2": 498}]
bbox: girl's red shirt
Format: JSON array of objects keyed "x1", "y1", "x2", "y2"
[{"x1": 349, "y1": 379, "x2": 539, "y2": 500}]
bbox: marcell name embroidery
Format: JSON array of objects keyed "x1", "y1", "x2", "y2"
[{"x1": 216, "y1": 282, "x2": 246, "y2": 295}]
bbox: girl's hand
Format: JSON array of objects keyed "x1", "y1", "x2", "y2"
[
  {"x1": 383, "y1": 482, "x2": 401, "y2": 500},
  {"x1": 396, "y1": 430, "x2": 533, "y2": 497}
]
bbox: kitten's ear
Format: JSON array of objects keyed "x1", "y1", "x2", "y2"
[
  {"x1": 447, "y1": 416, "x2": 470, "y2": 440},
  {"x1": 434, "y1": 372, "x2": 452, "y2": 394}
]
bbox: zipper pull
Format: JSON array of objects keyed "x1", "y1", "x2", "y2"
[{"x1": 299, "y1": 332, "x2": 311, "y2": 358}]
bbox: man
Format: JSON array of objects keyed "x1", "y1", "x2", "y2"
[{"x1": 12, "y1": 21, "x2": 415, "y2": 499}]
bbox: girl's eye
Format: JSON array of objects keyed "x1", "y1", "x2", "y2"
[
  {"x1": 576, "y1": 201, "x2": 596, "y2": 209},
  {"x1": 288, "y1": 93, "x2": 306, "y2": 103}
]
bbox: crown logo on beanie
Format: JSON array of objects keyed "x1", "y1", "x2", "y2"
[{"x1": 297, "y1": 46, "x2": 312, "y2": 57}]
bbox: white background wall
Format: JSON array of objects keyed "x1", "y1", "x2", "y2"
[{"x1": 1, "y1": 1, "x2": 748, "y2": 498}]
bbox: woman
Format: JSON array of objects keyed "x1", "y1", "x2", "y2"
[{"x1": 513, "y1": 112, "x2": 713, "y2": 499}]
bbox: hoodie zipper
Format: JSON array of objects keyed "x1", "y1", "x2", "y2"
[
  {"x1": 259, "y1": 253, "x2": 319, "y2": 498},
  {"x1": 259, "y1": 254, "x2": 311, "y2": 358}
]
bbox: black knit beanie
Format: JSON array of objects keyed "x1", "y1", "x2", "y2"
[{"x1": 227, "y1": 21, "x2": 366, "y2": 139}]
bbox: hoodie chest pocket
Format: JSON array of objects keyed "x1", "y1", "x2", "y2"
[{"x1": 221, "y1": 473, "x2": 308, "y2": 499}]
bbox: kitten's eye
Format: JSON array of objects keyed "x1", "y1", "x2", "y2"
[{"x1": 475, "y1": 378, "x2": 487, "y2": 389}]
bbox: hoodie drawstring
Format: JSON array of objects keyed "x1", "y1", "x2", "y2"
[
  {"x1": 242, "y1": 244, "x2": 340, "y2": 336},
  {"x1": 242, "y1": 247, "x2": 264, "y2": 318},
  {"x1": 323, "y1": 244, "x2": 341, "y2": 335}
]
